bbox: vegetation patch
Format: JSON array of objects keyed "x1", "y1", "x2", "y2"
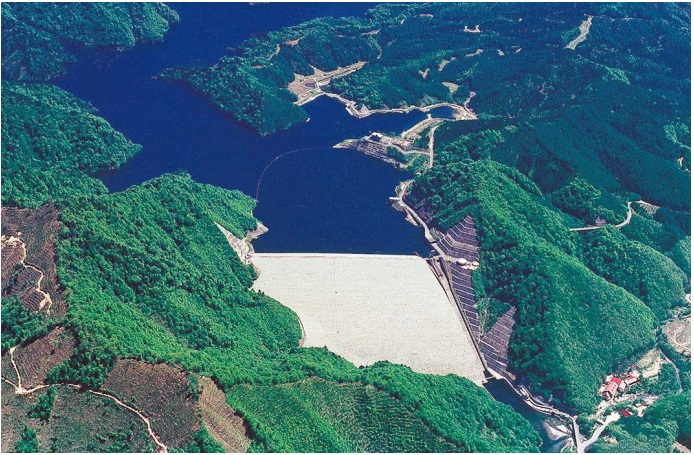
[
  {"x1": 198, "y1": 377, "x2": 252, "y2": 452},
  {"x1": 2, "y1": 83, "x2": 142, "y2": 208},
  {"x1": 228, "y1": 371, "x2": 540, "y2": 453},
  {"x1": 1, "y1": 296, "x2": 49, "y2": 353},
  {"x1": 581, "y1": 227, "x2": 688, "y2": 320},
  {"x1": 1, "y1": 3, "x2": 179, "y2": 81},
  {"x1": 27, "y1": 386, "x2": 55, "y2": 421},
  {"x1": 1, "y1": 382, "x2": 154, "y2": 453},
  {"x1": 1, "y1": 206, "x2": 63, "y2": 312},
  {"x1": 47, "y1": 172, "x2": 540, "y2": 451},
  {"x1": 163, "y1": 3, "x2": 690, "y2": 146},
  {"x1": 13, "y1": 327, "x2": 76, "y2": 390},
  {"x1": 410, "y1": 159, "x2": 657, "y2": 411}
]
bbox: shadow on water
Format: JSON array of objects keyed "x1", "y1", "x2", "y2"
[{"x1": 428, "y1": 106, "x2": 459, "y2": 119}]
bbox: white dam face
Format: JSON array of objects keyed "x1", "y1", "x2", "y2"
[{"x1": 251, "y1": 253, "x2": 486, "y2": 385}]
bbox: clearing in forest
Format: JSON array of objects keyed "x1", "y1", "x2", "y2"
[
  {"x1": 566, "y1": 16, "x2": 593, "y2": 50},
  {"x1": 663, "y1": 318, "x2": 691, "y2": 357},
  {"x1": 251, "y1": 253, "x2": 486, "y2": 384}
]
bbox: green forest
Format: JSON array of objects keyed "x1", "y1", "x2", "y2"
[
  {"x1": 1, "y1": 2, "x2": 690, "y2": 453},
  {"x1": 0, "y1": 5, "x2": 546, "y2": 441},
  {"x1": 49, "y1": 172, "x2": 541, "y2": 452},
  {"x1": 1, "y1": 82, "x2": 142, "y2": 208},
  {"x1": 410, "y1": 158, "x2": 659, "y2": 411},
  {"x1": 1, "y1": 3, "x2": 179, "y2": 81},
  {"x1": 163, "y1": 3, "x2": 691, "y2": 144}
]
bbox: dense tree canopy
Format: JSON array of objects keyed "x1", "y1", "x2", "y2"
[
  {"x1": 50, "y1": 173, "x2": 541, "y2": 451},
  {"x1": 163, "y1": 3, "x2": 690, "y2": 137},
  {"x1": 1, "y1": 2, "x2": 179, "y2": 81},
  {"x1": 1, "y1": 82, "x2": 142, "y2": 208},
  {"x1": 3, "y1": 2, "x2": 689, "y2": 451},
  {"x1": 410, "y1": 159, "x2": 658, "y2": 411}
]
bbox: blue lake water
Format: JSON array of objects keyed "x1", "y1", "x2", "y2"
[
  {"x1": 55, "y1": 3, "x2": 559, "y2": 450},
  {"x1": 57, "y1": 3, "x2": 429, "y2": 255}
]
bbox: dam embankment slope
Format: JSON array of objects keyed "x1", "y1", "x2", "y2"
[{"x1": 251, "y1": 253, "x2": 486, "y2": 385}]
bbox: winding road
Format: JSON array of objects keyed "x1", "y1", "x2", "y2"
[
  {"x1": 569, "y1": 201, "x2": 633, "y2": 232},
  {"x1": 3, "y1": 345, "x2": 168, "y2": 452},
  {"x1": 1, "y1": 235, "x2": 54, "y2": 314}
]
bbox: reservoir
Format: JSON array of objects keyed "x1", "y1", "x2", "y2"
[
  {"x1": 56, "y1": 3, "x2": 429, "y2": 255},
  {"x1": 55, "y1": 3, "x2": 561, "y2": 450}
]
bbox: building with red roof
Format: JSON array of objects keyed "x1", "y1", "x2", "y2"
[{"x1": 603, "y1": 377, "x2": 625, "y2": 400}]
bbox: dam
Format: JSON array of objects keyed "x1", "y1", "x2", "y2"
[{"x1": 251, "y1": 252, "x2": 486, "y2": 385}]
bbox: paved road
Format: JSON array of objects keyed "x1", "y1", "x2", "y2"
[
  {"x1": 577, "y1": 412, "x2": 620, "y2": 453},
  {"x1": 570, "y1": 202, "x2": 633, "y2": 232}
]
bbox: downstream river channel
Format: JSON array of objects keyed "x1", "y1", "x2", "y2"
[{"x1": 56, "y1": 3, "x2": 565, "y2": 450}]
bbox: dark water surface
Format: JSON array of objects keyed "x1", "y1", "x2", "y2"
[
  {"x1": 57, "y1": 3, "x2": 428, "y2": 255},
  {"x1": 56, "y1": 3, "x2": 558, "y2": 449}
]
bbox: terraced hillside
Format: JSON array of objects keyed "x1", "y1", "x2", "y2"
[
  {"x1": 1, "y1": 205, "x2": 66, "y2": 355},
  {"x1": 1, "y1": 206, "x2": 64, "y2": 316},
  {"x1": 2, "y1": 381, "x2": 155, "y2": 453}
]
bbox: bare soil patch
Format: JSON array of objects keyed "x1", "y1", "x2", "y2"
[
  {"x1": 442, "y1": 82, "x2": 459, "y2": 94},
  {"x1": 1, "y1": 205, "x2": 66, "y2": 317},
  {"x1": 635, "y1": 200, "x2": 660, "y2": 215},
  {"x1": 566, "y1": 16, "x2": 593, "y2": 50},
  {"x1": 199, "y1": 377, "x2": 252, "y2": 452},
  {"x1": 438, "y1": 57, "x2": 455, "y2": 71},
  {"x1": 636, "y1": 349, "x2": 664, "y2": 378},
  {"x1": 11, "y1": 266, "x2": 47, "y2": 312},
  {"x1": 663, "y1": 318, "x2": 691, "y2": 356},
  {"x1": 102, "y1": 359, "x2": 199, "y2": 449},
  {"x1": 288, "y1": 61, "x2": 366, "y2": 105},
  {"x1": 2, "y1": 383, "x2": 153, "y2": 452},
  {"x1": 1, "y1": 240, "x2": 24, "y2": 284},
  {"x1": 14, "y1": 327, "x2": 76, "y2": 389},
  {"x1": 46, "y1": 386, "x2": 154, "y2": 452}
]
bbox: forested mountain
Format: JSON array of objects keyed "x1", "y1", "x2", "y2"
[
  {"x1": 163, "y1": 0, "x2": 690, "y2": 441},
  {"x1": 51, "y1": 173, "x2": 540, "y2": 452},
  {"x1": 1, "y1": 2, "x2": 690, "y2": 452},
  {"x1": 1, "y1": 82, "x2": 141, "y2": 208},
  {"x1": 408, "y1": 152, "x2": 686, "y2": 412},
  {"x1": 1, "y1": 2, "x2": 179, "y2": 81},
  {"x1": 162, "y1": 3, "x2": 690, "y2": 138},
  {"x1": 1, "y1": 3, "x2": 544, "y2": 452}
]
